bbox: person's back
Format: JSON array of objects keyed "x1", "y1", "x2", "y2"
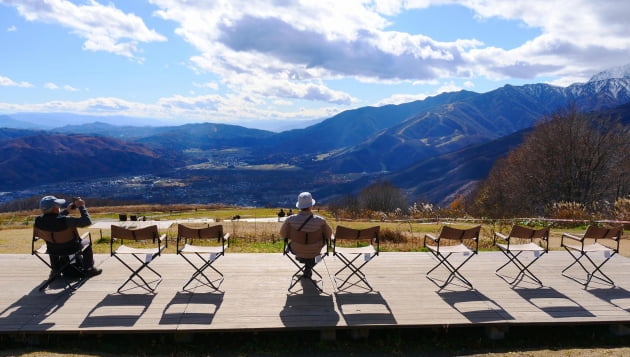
[
  {"x1": 34, "y1": 195, "x2": 101, "y2": 277},
  {"x1": 280, "y1": 192, "x2": 331, "y2": 278}
]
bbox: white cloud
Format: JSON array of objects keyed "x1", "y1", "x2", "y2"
[
  {"x1": 272, "y1": 99, "x2": 293, "y2": 106},
  {"x1": 193, "y1": 81, "x2": 219, "y2": 90},
  {"x1": 157, "y1": 0, "x2": 630, "y2": 90},
  {"x1": 2, "y1": 0, "x2": 166, "y2": 59},
  {"x1": 375, "y1": 80, "x2": 464, "y2": 106},
  {"x1": 0, "y1": 75, "x2": 32, "y2": 87},
  {"x1": 3, "y1": 0, "x2": 630, "y2": 124},
  {"x1": 44, "y1": 82, "x2": 59, "y2": 90},
  {"x1": 375, "y1": 93, "x2": 429, "y2": 106},
  {"x1": 0, "y1": 92, "x2": 338, "y2": 124},
  {"x1": 7, "y1": 25, "x2": 16, "y2": 32},
  {"x1": 453, "y1": 0, "x2": 630, "y2": 81}
]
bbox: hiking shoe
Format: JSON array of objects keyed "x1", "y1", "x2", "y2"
[{"x1": 85, "y1": 267, "x2": 102, "y2": 277}]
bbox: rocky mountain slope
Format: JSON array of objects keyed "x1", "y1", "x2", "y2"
[{"x1": 1, "y1": 65, "x2": 630, "y2": 206}]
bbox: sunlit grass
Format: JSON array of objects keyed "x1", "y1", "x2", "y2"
[{"x1": 1, "y1": 205, "x2": 626, "y2": 256}]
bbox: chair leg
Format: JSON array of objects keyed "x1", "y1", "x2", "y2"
[
  {"x1": 180, "y1": 252, "x2": 224, "y2": 291},
  {"x1": 286, "y1": 254, "x2": 323, "y2": 293},
  {"x1": 37, "y1": 254, "x2": 88, "y2": 292},
  {"x1": 496, "y1": 250, "x2": 544, "y2": 286},
  {"x1": 334, "y1": 253, "x2": 373, "y2": 291},
  {"x1": 426, "y1": 251, "x2": 475, "y2": 289},
  {"x1": 562, "y1": 248, "x2": 616, "y2": 288},
  {"x1": 114, "y1": 254, "x2": 162, "y2": 293}
]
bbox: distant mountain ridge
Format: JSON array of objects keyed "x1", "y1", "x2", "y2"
[
  {"x1": 2, "y1": 65, "x2": 630, "y2": 206},
  {"x1": 0, "y1": 134, "x2": 182, "y2": 189},
  {"x1": 309, "y1": 78, "x2": 630, "y2": 175}
]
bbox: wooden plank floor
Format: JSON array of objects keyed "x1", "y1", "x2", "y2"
[{"x1": 1, "y1": 251, "x2": 630, "y2": 334}]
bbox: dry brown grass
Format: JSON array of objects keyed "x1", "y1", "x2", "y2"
[{"x1": 2, "y1": 206, "x2": 628, "y2": 256}]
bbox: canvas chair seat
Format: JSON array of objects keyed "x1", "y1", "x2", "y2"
[
  {"x1": 561, "y1": 225, "x2": 622, "y2": 288},
  {"x1": 176, "y1": 224, "x2": 229, "y2": 291},
  {"x1": 426, "y1": 243, "x2": 473, "y2": 255},
  {"x1": 110, "y1": 225, "x2": 166, "y2": 293},
  {"x1": 333, "y1": 245, "x2": 376, "y2": 255},
  {"x1": 283, "y1": 226, "x2": 329, "y2": 293},
  {"x1": 114, "y1": 245, "x2": 162, "y2": 255},
  {"x1": 179, "y1": 244, "x2": 223, "y2": 254},
  {"x1": 563, "y1": 242, "x2": 614, "y2": 253},
  {"x1": 494, "y1": 225, "x2": 550, "y2": 286},
  {"x1": 332, "y1": 225, "x2": 380, "y2": 292},
  {"x1": 496, "y1": 242, "x2": 545, "y2": 252},
  {"x1": 424, "y1": 225, "x2": 480, "y2": 290},
  {"x1": 32, "y1": 226, "x2": 92, "y2": 292}
]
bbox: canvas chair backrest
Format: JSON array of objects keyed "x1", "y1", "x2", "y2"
[
  {"x1": 33, "y1": 226, "x2": 79, "y2": 244},
  {"x1": 111, "y1": 224, "x2": 159, "y2": 242},
  {"x1": 334, "y1": 225, "x2": 380, "y2": 241},
  {"x1": 509, "y1": 225, "x2": 550, "y2": 240},
  {"x1": 177, "y1": 224, "x2": 223, "y2": 241},
  {"x1": 288, "y1": 226, "x2": 326, "y2": 259},
  {"x1": 583, "y1": 226, "x2": 623, "y2": 240},
  {"x1": 439, "y1": 225, "x2": 480, "y2": 241}
]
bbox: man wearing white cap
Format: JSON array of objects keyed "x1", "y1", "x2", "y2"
[
  {"x1": 34, "y1": 195, "x2": 102, "y2": 277},
  {"x1": 280, "y1": 192, "x2": 332, "y2": 278}
]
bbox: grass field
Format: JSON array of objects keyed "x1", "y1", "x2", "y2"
[{"x1": 1, "y1": 205, "x2": 628, "y2": 256}]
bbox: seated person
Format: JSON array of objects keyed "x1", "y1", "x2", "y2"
[
  {"x1": 280, "y1": 192, "x2": 332, "y2": 278},
  {"x1": 34, "y1": 195, "x2": 102, "y2": 277}
]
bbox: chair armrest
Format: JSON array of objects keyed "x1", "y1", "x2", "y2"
[
  {"x1": 423, "y1": 233, "x2": 438, "y2": 248},
  {"x1": 424, "y1": 233, "x2": 438, "y2": 242},
  {"x1": 283, "y1": 237, "x2": 289, "y2": 255},
  {"x1": 493, "y1": 232, "x2": 508, "y2": 245},
  {"x1": 561, "y1": 232, "x2": 582, "y2": 244},
  {"x1": 223, "y1": 232, "x2": 231, "y2": 242},
  {"x1": 80, "y1": 231, "x2": 91, "y2": 242},
  {"x1": 158, "y1": 233, "x2": 167, "y2": 249}
]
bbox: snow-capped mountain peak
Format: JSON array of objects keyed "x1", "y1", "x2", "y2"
[{"x1": 589, "y1": 63, "x2": 630, "y2": 82}]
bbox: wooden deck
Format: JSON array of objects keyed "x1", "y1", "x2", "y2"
[{"x1": 1, "y1": 251, "x2": 630, "y2": 336}]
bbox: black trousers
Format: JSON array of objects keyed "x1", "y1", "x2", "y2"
[{"x1": 46, "y1": 238, "x2": 94, "y2": 271}]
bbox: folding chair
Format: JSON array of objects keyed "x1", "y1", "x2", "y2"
[
  {"x1": 494, "y1": 225, "x2": 550, "y2": 286},
  {"x1": 424, "y1": 225, "x2": 480, "y2": 289},
  {"x1": 110, "y1": 225, "x2": 166, "y2": 293},
  {"x1": 561, "y1": 225, "x2": 623, "y2": 288},
  {"x1": 32, "y1": 226, "x2": 92, "y2": 292},
  {"x1": 177, "y1": 224, "x2": 230, "y2": 291},
  {"x1": 283, "y1": 226, "x2": 329, "y2": 293},
  {"x1": 331, "y1": 225, "x2": 380, "y2": 291}
]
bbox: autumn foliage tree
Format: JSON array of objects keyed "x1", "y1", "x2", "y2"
[
  {"x1": 358, "y1": 181, "x2": 407, "y2": 213},
  {"x1": 469, "y1": 106, "x2": 630, "y2": 218}
]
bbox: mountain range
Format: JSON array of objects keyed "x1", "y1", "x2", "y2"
[{"x1": 1, "y1": 65, "x2": 630, "y2": 207}]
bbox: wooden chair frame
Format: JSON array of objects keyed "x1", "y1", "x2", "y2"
[
  {"x1": 283, "y1": 226, "x2": 329, "y2": 293},
  {"x1": 561, "y1": 225, "x2": 623, "y2": 288},
  {"x1": 32, "y1": 226, "x2": 92, "y2": 292},
  {"x1": 110, "y1": 225, "x2": 166, "y2": 293},
  {"x1": 331, "y1": 225, "x2": 380, "y2": 291},
  {"x1": 176, "y1": 224, "x2": 230, "y2": 291},
  {"x1": 494, "y1": 225, "x2": 550, "y2": 286},
  {"x1": 424, "y1": 225, "x2": 480, "y2": 289}
]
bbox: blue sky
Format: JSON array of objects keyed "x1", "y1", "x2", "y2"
[{"x1": 1, "y1": 0, "x2": 629, "y2": 130}]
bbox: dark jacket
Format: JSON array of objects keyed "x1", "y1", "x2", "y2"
[
  {"x1": 34, "y1": 207, "x2": 93, "y2": 269},
  {"x1": 34, "y1": 206, "x2": 92, "y2": 231}
]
